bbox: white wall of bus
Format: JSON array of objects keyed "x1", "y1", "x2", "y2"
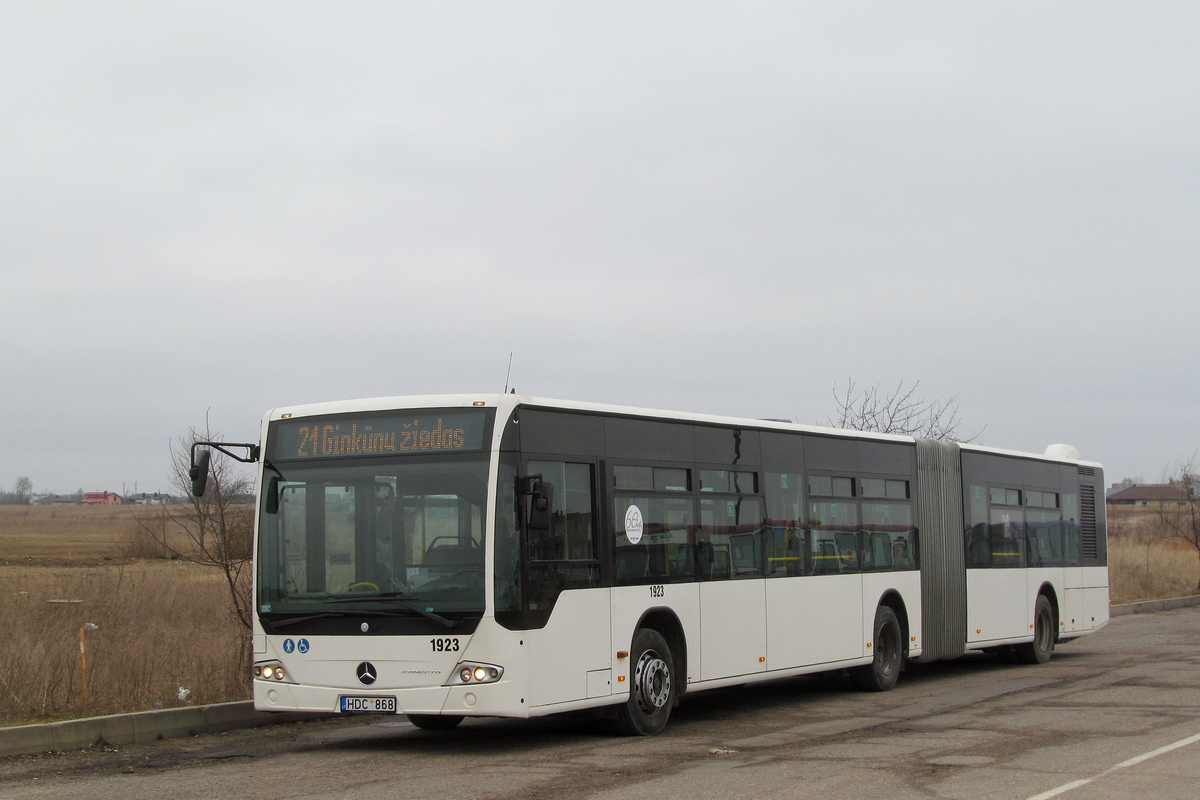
[
  {"x1": 520, "y1": 569, "x2": 923, "y2": 714},
  {"x1": 965, "y1": 565, "x2": 1109, "y2": 646}
]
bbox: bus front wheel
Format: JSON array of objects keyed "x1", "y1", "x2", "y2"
[
  {"x1": 851, "y1": 605, "x2": 902, "y2": 692},
  {"x1": 615, "y1": 628, "x2": 675, "y2": 736}
]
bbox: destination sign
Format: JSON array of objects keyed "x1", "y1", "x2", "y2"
[{"x1": 272, "y1": 411, "x2": 489, "y2": 461}]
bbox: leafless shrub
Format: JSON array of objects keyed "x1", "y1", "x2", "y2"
[
  {"x1": 827, "y1": 379, "x2": 982, "y2": 442},
  {"x1": 1154, "y1": 460, "x2": 1200, "y2": 592},
  {"x1": 122, "y1": 508, "x2": 170, "y2": 560},
  {"x1": 132, "y1": 425, "x2": 255, "y2": 669}
]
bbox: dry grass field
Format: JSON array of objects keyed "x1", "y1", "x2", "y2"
[
  {"x1": 0, "y1": 503, "x2": 1195, "y2": 726},
  {"x1": 1107, "y1": 505, "x2": 1200, "y2": 604},
  {"x1": 0, "y1": 505, "x2": 248, "y2": 726},
  {"x1": 0, "y1": 505, "x2": 192, "y2": 564}
]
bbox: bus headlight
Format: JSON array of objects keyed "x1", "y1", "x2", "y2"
[
  {"x1": 446, "y1": 661, "x2": 503, "y2": 685},
  {"x1": 253, "y1": 660, "x2": 292, "y2": 682}
]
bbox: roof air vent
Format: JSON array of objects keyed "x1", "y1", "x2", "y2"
[{"x1": 1044, "y1": 443, "x2": 1081, "y2": 461}]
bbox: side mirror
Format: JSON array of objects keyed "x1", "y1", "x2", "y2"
[
  {"x1": 523, "y1": 476, "x2": 555, "y2": 531},
  {"x1": 190, "y1": 449, "x2": 211, "y2": 497}
]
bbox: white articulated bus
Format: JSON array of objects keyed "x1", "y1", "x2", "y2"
[{"x1": 190, "y1": 394, "x2": 1109, "y2": 735}]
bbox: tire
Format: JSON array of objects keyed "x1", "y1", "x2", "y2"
[
  {"x1": 850, "y1": 605, "x2": 903, "y2": 692},
  {"x1": 615, "y1": 628, "x2": 675, "y2": 736},
  {"x1": 1016, "y1": 595, "x2": 1055, "y2": 665},
  {"x1": 406, "y1": 714, "x2": 464, "y2": 730}
]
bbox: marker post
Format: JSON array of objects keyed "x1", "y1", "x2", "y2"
[{"x1": 79, "y1": 623, "x2": 97, "y2": 707}]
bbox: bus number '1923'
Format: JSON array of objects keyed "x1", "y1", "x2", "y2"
[
  {"x1": 650, "y1": 585, "x2": 665, "y2": 598},
  {"x1": 431, "y1": 638, "x2": 460, "y2": 652}
]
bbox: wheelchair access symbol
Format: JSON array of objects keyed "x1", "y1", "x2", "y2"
[{"x1": 297, "y1": 638, "x2": 310, "y2": 654}]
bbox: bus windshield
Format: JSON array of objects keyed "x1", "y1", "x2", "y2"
[{"x1": 257, "y1": 455, "x2": 490, "y2": 618}]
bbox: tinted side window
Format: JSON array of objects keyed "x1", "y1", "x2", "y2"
[
  {"x1": 527, "y1": 461, "x2": 596, "y2": 561},
  {"x1": 494, "y1": 453, "x2": 522, "y2": 629},
  {"x1": 861, "y1": 502, "x2": 918, "y2": 571},
  {"x1": 809, "y1": 501, "x2": 860, "y2": 574},
  {"x1": 764, "y1": 471, "x2": 804, "y2": 577},
  {"x1": 698, "y1": 497, "x2": 763, "y2": 580},
  {"x1": 614, "y1": 494, "x2": 695, "y2": 585},
  {"x1": 989, "y1": 507, "x2": 1025, "y2": 567},
  {"x1": 965, "y1": 484, "x2": 990, "y2": 567},
  {"x1": 1026, "y1": 507, "x2": 1064, "y2": 567},
  {"x1": 523, "y1": 460, "x2": 600, "y2": 626}
]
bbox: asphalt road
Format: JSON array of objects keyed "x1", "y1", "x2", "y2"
[{"x1": 3, "y1": 607, "x2": 1200, "y2": 800}]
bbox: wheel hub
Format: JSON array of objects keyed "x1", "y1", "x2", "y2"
[{"x1": 633, "y1": 650, "x2": 671, "y2": 712}]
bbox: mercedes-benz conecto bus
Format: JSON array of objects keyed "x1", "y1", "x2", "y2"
[{"x1": 189, "y1": 394, "x2": 1109, "y2": 735}]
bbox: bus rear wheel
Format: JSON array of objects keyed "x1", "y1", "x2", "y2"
[
  {"x1": 851, "y1": 605, "x2": 902, "y2": 692},
  {"x1": 615, "y1": 628, "x2": 675, "y2": 736},
  {"x1": 406, "y1": 714, "x2": 464, "y2": 730},
  {"x1": 1016, "y1": 595, "x2": 1055, "y2": 665}
]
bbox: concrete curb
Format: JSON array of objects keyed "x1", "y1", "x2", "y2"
[
  {"x1": 0, "y1": 701, "x2": 332, "y2": 759},
  {"x1": 1110, "y1": 594, "x2": 1200, "y2": 616}
]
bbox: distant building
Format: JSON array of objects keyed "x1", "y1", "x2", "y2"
[
  {"x1": 125, "y1": 492, "x2": 180, "y2": 505},
  {"x1": 33, "y1": 494, "x2": 81, "y2": 506},
  {"x1": 1107, "y1": 478, "x2": 1137, "y2": 496},
  {"x1": 1106, "y1": 484, "x2": 1191, "y2": 507},
  {"x1": 82, "y1": 491, "x2": 124, "y2": 506}
]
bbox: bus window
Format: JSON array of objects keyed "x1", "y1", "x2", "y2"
[
  {"x1": 965, "y1": 523, "x2": 990, "y2": 567},
  {"x1": 494, "y1": 453, "x2": 521, "y2": 628},
  {"x1": 765, "y1": 525, "x2": 805, "y2": 577},
  {"x1": 614, "y1": 495, "x2": 694, "y2": 584},
  {"x1": 861, "y1": 501, "x2": 915, "y2": 571},
  {"x1": 260, "y1": 457, "x2": 489, "y2": 613},
  {"x1": 698, "y1": 497, "x2": 763, "y2": 580},
  {"x1": 861, "y1": 479, "x2": 909, "y2": 500},
  {"x1": 809, "y1": 501, "x2": 859, "y2": 574},
  {"x1": 1026, "y1": 510, "x2": 1064, "y2": 568},
  {"x1": 863, "y1": 531, "x2": 893, "y2": 570},
  {"x1": 988, "y1": 508, "x2": 1025, "y2": 567},
  {"x1": 278, "y1": 484, "x2": 309, "y2": 593},
  {"x1": 964, "y1": 484, "x2": 989, "y2": 567},
  {"x1": 524, "y1": 461, "x2": 599, "y2": 623},
  {"x1": 526, "y1": 461, "x2": 596, "y2": 561},
  {"x1": 764, "y1": 471, "x2": 804, "y2": 577},
  {"x1": 891, "y1": 529, "x2": 918, "y2": 570},
  {"x1": 699, "y1": 470, "x2": 758, "y2": 494}
]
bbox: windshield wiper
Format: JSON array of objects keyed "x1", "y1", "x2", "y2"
[
  {"x1": 328, "y1": 590, "x2": 416, "y2": 601},
  {"x1": 323, "y1": 594, "x2": 459, "y2": 629},
  {"x1": 265, "y1": 608, "x2": 403, "y2": 630}
]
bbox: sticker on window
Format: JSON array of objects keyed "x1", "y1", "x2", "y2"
[{"x1": 625, "y1": 505, "x2": 644, "y2": 545}]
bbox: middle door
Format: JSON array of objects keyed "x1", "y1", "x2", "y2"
[{"x1": 697, "y1": 495, "x2": 768, "y2": 680}]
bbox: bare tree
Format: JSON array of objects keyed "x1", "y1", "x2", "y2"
[
  {"x1": 13, "y1": 477, "x2": 32, "y2": 505},
  {"x1": 136, "y1": 426, "x2": 255, "y2": 661},
  {"x1": 1156, "y1": 460, "x2": 1200, "y2": 592},
  {"x1": 826, "y1": 379, "x2": 982, "y2": 442}
]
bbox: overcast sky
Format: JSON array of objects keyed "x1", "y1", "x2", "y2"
[{"x1": 2, "y1": 3, "x2": 1197, "y2": 495}]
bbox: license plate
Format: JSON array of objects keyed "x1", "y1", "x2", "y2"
[{"x1": 340, "y1": 695, "x2": 397, "y2": 713}]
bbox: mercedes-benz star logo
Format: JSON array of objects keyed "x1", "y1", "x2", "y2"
[{"x1": 356, "y1": 662, "x2": 377, "y2": 686}]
